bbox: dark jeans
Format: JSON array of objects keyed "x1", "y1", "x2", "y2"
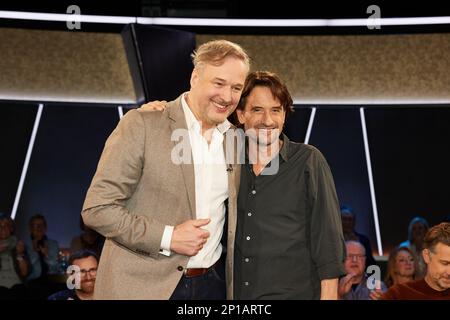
[{"x1": 170, "y1": 258, "x2": 226, "y2": 300}]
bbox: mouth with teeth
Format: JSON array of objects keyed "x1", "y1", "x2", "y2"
[{"x1": 212, "y1": 101, "x2": 229, "y2": 113}]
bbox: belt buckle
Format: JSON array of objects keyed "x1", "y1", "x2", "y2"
[{"x1": 184, "y1": 267, "x2": 207, "y2": 278}]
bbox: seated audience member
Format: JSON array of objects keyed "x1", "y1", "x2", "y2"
[
  {"x1": 385, "y1": 246, "x2": 417, "y2": 288},
  {"x1": 48, "y1": 250, "x2": 98, "y2": 300},
  {"x1": 382, "y1": 222, "x2": 450, "y2": 300},
  {"x1": 26, "y1": 214, "x2": 60, "y2": 281},
  {"x1": 340, "y1": 206, "x2": 377, "y2": 268},
  {"x1": 70, "y1": 217, "x2": 104, "y2": 257},
  {"x1": 0, "y1": 213, "x2": 29, "y2": 299},
  {"x1": 399, "y1": 216, "x2": 429, "y2": 279},
  {"x1": 339, "y1": 240, "x2": 387, "y2": 300}
]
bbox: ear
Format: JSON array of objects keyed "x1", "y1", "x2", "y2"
[
  {"x1": 422, "y1": 249, "x2": 431, "y2": 264},
  {"x1": 236, "y1": 108, "x2": 246, "y2": 125},
  {"x1": 190, "y1": 68, "x2": 199, "y2": 88}
]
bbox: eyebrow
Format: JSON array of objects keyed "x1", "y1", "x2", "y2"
[
  {"x1": 251, "y1": 105, "x2": 282, "y2": 108},
  {"x1": 213, "y1": 77, "x2": 244, "y2": 87}
]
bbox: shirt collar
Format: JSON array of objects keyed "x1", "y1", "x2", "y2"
[
  {"x1": 181, "y1": 93, "x2": 231, "y2": 134},
  {"x1": 279, "y1": 133, "x2": 290, "y2": 162}
]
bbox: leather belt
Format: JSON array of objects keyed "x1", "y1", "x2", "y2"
[{"x1": 184, "y1": 260, "x2": 220, "y2": 278}]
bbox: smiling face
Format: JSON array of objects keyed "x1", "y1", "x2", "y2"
[
  {"x1": 189, "y1": 56, "x2": 248, "y2": 130},
  {"x1": 73, "y1": 256, "x2": 98, "y2": 294},
  {"x1": 237, "y1": 86, "x2": 286, "y2": 146}
]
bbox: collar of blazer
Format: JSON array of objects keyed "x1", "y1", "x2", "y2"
[{"x1": 167, "y1": 94, "x2": 187, "y2": 128}]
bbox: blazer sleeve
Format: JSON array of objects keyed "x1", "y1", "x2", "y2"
[{"x1": 81, "y1": 109, "x2": 165, "y2": 258}]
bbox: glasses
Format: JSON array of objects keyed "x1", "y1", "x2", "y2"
[
  {"x1": 77, "y1": 268, "x2": 97, "y2": 277},
  {"x1": 346, "y1": 254, "x2": 366, "y2": 261}
]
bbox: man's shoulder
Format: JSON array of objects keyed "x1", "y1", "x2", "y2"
[
  {"x1": 135, "y1": 97, "x2": 182, "y2": 123},
  {"x1": 287, "y1": 140, "x2": 327, "y2": 165},
  {"x1": 48, "y1": 289, "x2": 78, "y2": 300}
]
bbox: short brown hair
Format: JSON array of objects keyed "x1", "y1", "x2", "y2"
[
  {"x1": 423, "y1": 222, "x2": 450, "y2": 252},
  {"x1": 191, "y1": 39, "x2": 250, "y2": 70},
  {"x1": 235, "y1": 71, "x2": 294, "y2": 117}
]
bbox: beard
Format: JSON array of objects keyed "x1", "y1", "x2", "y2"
[
  {"x1": 80, "y1": 279, "x2": 95, "y2": 293},
  {"x1": 435, "y1": 275, "x2": 450, "y2": 290}
]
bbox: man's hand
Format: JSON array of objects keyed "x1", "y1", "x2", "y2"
[
  {"x1": 369, "y1": 288, "x2": 383, "y2": 300},
  {"x1": 140, "y1": 100, "x2": 168, "y2": 111},
  {"x1": 338, "y1": 273, "x2": 358, "y2": 298},
  {"x1": 170, "y1": 219, "x2": 210, "y2": 256},
  {"x1": 39, "y1": 243, "x2": 49, "y2": 258},
  {"x1": 33, "y1": 239, "x2": 49, "y2": 258}
]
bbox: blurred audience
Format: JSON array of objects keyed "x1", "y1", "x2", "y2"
[
  {"x1": 48, "y1": 250, "x2": 98, "y2": 300},
  {"x1": 340, "y1": 205, "x2": 377, "y2": 268},
  {"x1": 382, "y1": 222, "x2": 450, "y2": 299},
  {"x1": 26, "y1": 214, "x2": 60, "y2": 280},
  {"x1": 385, "y1": 246, "x2": 417, "y2": 288},
  {"x1": 399, "y1": 216, "x2": 429, "y2": 278},
  {"x1": 70, "y1": 217, "x2": 104, "y2": 257},
  {"x1": 338, "y1": 240, "x2": 387, "y2": 300},
  {"x1": 0, "y1": 213, "x2": 29, "y2": 299}
]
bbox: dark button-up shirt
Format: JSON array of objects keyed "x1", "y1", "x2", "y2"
[{"x1": 234, "y1": 134, "x2": 346, "y2": 299}]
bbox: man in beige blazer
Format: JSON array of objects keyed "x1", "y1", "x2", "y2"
[{"x1": 81, "y1": 40, "x2": 249, "y2": 299}]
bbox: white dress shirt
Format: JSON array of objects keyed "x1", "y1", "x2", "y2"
[{"x1": 160, "y1": 94, "x2": 230, "y2": 268}]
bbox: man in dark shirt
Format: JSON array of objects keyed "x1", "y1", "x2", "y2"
[
  {"x1": 382, "y1": 222, "x2": 450, "y2": 300},
  {"x1": 232, "y1": 71, "x2": 346, "y2": 299}
]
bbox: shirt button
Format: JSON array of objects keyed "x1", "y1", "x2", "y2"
[
  {"x1": 244, "y1": 282, "x2": 249, "y2": 286},
  {"x1": 244, "y1": 258, "x2": 250, "y2": 262},
  {"x1": 246, "y1": 236, "x2": 251, "y2": 240},
  {"x1": 247, "y1": 212, "x2": 252, "y2": 217},
  {"x1": 251, "y1": 190, "x2": 256, "y2": 195},
  {"x1": 177, "y1": 266, "x2": 183, "y2": 272}
]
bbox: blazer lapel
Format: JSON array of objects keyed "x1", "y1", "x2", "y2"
[{"x1": 168, "y1": 95, "x2": 196, "y2": 219}]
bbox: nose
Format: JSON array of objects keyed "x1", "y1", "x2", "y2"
[
  {"x1": 262, "y1": 110, "x2": 275, "y2": 127},
  {"x1": 219, "y1": 86, "x2": 232, "y2": 104}
]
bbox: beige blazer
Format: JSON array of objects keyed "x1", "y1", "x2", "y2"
[{"x1": 82, "y1": 95, "x2": 240, "y2": 299}]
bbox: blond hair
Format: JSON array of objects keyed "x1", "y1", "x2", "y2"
[{"x1": 191, "y1": 39, "x2": 250, "y2": 70}]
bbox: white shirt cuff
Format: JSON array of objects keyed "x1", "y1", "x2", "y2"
[{"x1": 159, "y1": 225, "x2": 174, "y2": 256}]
